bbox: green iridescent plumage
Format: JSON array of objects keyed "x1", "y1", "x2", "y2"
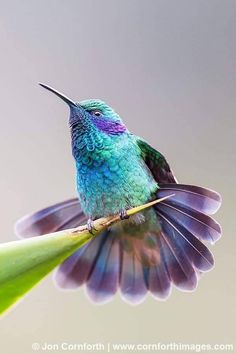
[{"x1": 15, "y1": 84, "x2": 222, "y2": 304}]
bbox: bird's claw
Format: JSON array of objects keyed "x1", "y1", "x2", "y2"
[
  {"x1": 119, "y1": 209, "x2": 129, "y2": 220},
  {"x1": 87, "y1": 218, "x2": 97, "y2": 235}
]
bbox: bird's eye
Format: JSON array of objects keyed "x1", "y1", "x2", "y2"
[{"x1": 92, "y1": 110, "x2": 102, "y2": 117}]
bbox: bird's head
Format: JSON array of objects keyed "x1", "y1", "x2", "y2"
[{"x1": 39, "y1": 84, "x2": 127, "y2": 156}]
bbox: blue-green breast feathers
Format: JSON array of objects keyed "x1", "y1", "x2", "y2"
[{"x1": 75, "y1": 133, "x2": 158, "y2": 218}]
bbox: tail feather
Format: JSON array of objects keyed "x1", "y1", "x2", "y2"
[
  {"x1": 86, "y1": 234, "x2": 120, "y2": 303},
  {"x1": 15, "y1": 198, "x2": 85, "y2": 238},
  {"x1": 158, "y1": 184, "x2": 221, "y2": 215},
  {"x1": 120, "y1": 250, "x2": 148, "y2": 304},
  {"x1": 147, "y1": 237, "x2": 171, "y2": 299},
  {"x1": 159, "y1": 222, "x2": 198, "y2": 291}
]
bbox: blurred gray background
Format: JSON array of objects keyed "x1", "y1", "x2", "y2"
[{"x1": 0, "y1": 0, "x2": 235, "y2": 353}]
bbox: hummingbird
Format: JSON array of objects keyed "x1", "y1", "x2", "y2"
[{"x1": 15, "y1": 84, "x2": 222, "y2": 304}]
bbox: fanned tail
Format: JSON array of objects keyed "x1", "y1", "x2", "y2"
[{"x1": 14, "y1": 184, "x2": 222, "y2": 304}]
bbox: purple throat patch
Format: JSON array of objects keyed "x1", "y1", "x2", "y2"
[{"x1": 92, "y1": 117, "x2": 127, "y2": 135}]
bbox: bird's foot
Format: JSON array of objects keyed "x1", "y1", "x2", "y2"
[
  {"x1": 87, "y1": 218, "x2": 97, "y2": 235},
  {"x1": 119, "y1": 209, "x2": 130, "y2": 220}
]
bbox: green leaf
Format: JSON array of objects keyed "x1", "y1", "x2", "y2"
[{"x1": 0, "y1": 195, "x2": 173, "y2": 316}]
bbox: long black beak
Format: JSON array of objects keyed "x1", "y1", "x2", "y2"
[{"x1": 39, "y1": 83, "x2": 77, "y2": 107}]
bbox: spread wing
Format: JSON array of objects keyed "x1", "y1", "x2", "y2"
[{"x1": 136, "y1": 137, "x2": 177, "y2": 184}]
